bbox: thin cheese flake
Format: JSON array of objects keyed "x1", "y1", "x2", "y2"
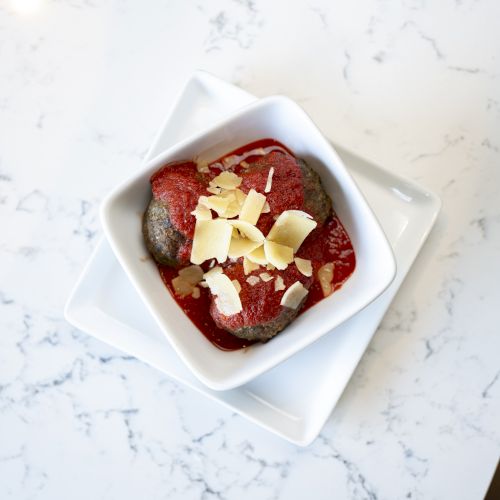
[
  {"x1": 266, "y1": 211, "x2": 317, "y2": 252},
  {"x1": 274, "y1": 275, "x2": 285, "y2": 291},
  {"x1": 264, "y1": 240, "x2": 294, "y2": 270},
  {"x1": 234, "y1": 189, "x2": 247, "y2": 207},
  {"x1": 196, "y1": 160, "x2": 210, "y2": 173},
  {"x1": 246, "y1": 276, "x2": 260, "y2": 286},
  {"x1": 210, "y1": 171, "x2": 242, "y2": 190},
  {"x1": 259, "y1": 272, "x2": 273, "y2": 282},
  {"x1": 204, "y1": 271, "x2": 242, "y2": 316},
  {"x1": 191, "y1": 203, "x2": 212, "y2": 221},
  {"x1": 207, "y1": 186, "x2": 222, "y2": 195},
  {"x1": 232, "y1": 279, "x2": 242, "y2": 293},
  {"x1": 318, "y1": 262, "x2": 335, "y2": 297},
  {"x1": 228, "y1": 238, "x2": 262, "y2": 259},
  {"x1": 178, "y1": 265, "x2": 204, "y2": 285},
  {"x1": 264, "y1": 167, "x2": 274, "y2": 193},
  {"x1": 280, "y1": 281, "x2": 308, "y2": 309},
  {"x1": 204, "y1": 195, "x2": 232, "y2": 216},
  {"x1": 246, "y1": 245, "x2": 268, "y2": 265},
  {"x1": 228, "y1": 220, "x2": 265, "y2": 242},
  {"x1": 239, "y1": 189, "x2": 266, "y2": 225},
  {"x1": 190, "y1": 219, "x2": 232, "y2": 265},
  {"x1": 294, "y1": 257, "x2": 313, "y2": 277},
  {"x1": 171, "y1": 276, "x2": 194, "y2": 297},
  {"x1": 261, "y1": 201, "x2": 271, "y2": 213},
  {"x1": 243, "y1": 256, "x2": 260, "y2": 275},
  {"x1": 227, "y1": 220, "x2": 265, "y2": 258}
]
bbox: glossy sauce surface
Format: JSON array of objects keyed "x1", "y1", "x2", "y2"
[{"x1": 153, "y1": 139, "x2": 356, "y2": 350}]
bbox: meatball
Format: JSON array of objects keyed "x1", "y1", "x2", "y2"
[
  {"x1": 142, "y1": 198, "x2": 187, "y2": 267},
  {"x1": 209, "y1": 261, "x2": 313, "y2": 342},
  {"x1": 297, "y1": 159, "x2": 331, "y2": 226}
]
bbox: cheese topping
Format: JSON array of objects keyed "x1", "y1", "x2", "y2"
[
  {"x1": 209, "y1": 171, "x2": 242, "y2": 190},
  {"x1": 239, "y1": 189, "x2": 266, "y2": 225},
  {"x1": 259, "y1": 272, "x2": 273, "y2": 282},
  {"x1": 246, "y1": 275, "x2": 260, "y2": 286},
  {"x1": 318, "y1": 262, "x2": 335, "y2": 297},
  {"x1": 190, "y1": 202, "x2": 212, "y2": 221},
  {"x1": 190, "y1": 219, "x2": 232, "y2": 265},
  {"x1": 203, "y1": 269, "x2": 242, "y2": 316},
  {"x1": 243, "y1": 256, "x2": 260, "y2": 275},
  {"x1": 232, "y1": 279, "x2": 242, "y2": 294},
  {"x1": 264, "y1": 240, "x2": 294, "y2": 270},
  {"x1": 266, "y1": 210, "x2": 317, "y2": 252},
  {"x1": 274, "y1": 275, "x2": 286, "y2": 291},
  {"x1": 171, "y1": 276, "x2": 195, "y2": 297},
  {"x1": 246, "y1": 245, "x2": 268, "y2": 265},
  {"x1": 280, "y1": 281, "x2": 309, "y2": 309},
  {"x1": 178, "y1": 265, "x2": 204, "y2": 285},
  {"x1": 294, "y1": 257, "x2": 313, "y2": 277},
  {"x1": 264, "y1": 167, "x2": 274, "y2": 193}
]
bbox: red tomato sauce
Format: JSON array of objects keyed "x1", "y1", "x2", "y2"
[{"x1": 152, "y1": 139, "x2": 356, "y2": 351}]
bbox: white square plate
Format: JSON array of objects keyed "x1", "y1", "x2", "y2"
[
  {"x1": 100, "y1": 93, "x2": 396, "y2": 390},
  {"x1": 65, "y1": 71, "x2": 440, "y2": 445}
]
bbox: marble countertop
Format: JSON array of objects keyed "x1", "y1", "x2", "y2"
[{"x1": 1, "y1": 0, "x2": 499, "y2": 498}]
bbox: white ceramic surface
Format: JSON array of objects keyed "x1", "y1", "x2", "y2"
[
  {"x1": 100, "y1": 82, "x2": 396, "y2": 390},
  {"x1": 3, "y1": 2, "x2": 500, "y2": 498},
  {"x1": 66, "y1": 72, "x2": 438, "y2": 445}
]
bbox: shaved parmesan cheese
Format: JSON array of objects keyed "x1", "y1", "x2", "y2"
[
  {"x1": 259, "y1": 272, "x2": 273, "y2": 282},
  {"x1": 199, "y1": 281, "x2": 209, "y2": 288},
  {"x1": 191, "y1": 203, "x2": 212, "y2": 221},
  {"x1": 243, "y1": 256, "x2": 260, "y2": 275},
  {"x1": 196, "y1": 160, "x2": 210, "y2": 173},
  {"x1": 264, "y1": 167, "x2": 274, "y2": 193},
  {"x1": 246, "y1": 245, "x2": 267, "y2": 265},
  {"x1": 294, "y1": 257, "x2": 313, "y2": 277},
  {"x1": 266, "y1": 263, "x2": 276, "y2": 271},
  {"x1": 204, "y1": 266, "x2": 222, "y2": 278},
  {"x1": 178, "y1": 265, "x2": 204, "y2": 285},
  {"x1": 287, "y1": 210, "x2": 314, "y2": 219},
  {"x1": 261, "y1": 201, "x2": 271, "y2": 213},
  {"x1": 232, "y1": 279, "x2": 242, "y2": 293},
  {"x1": 172, "y1": 276, "x2": 194, "y2": 297},
  {"x1": 246, "y1": 275, "x2": 260, "y2": 286},
  {"x1": 239, "y1": 189, "x2": 266, "y2": 225},
  {"x1": 228, "y1": 220, "x2": 265, "y2": 242},
  {"x1": 207, "y1": 186, "x2": 222, "y2": 195},
  {"x1": 204, "y1": 195, "x2": 232, "y2": 216},
  {"x1": 234, "y1": 189, "x2": 247, "y2": 206},
  {"x1": 190, "y1": 219, "x2": 232, "y2": 265},
  {"x1": 191, "y1": 287, "x2": 201, "y2": 299},
  {"x1": 204, "y1": 271, "x2": 242, "y2": 316},
  {"x1": 228, "y1": 237, "x2": 262, "y2": 259},
  {"x1": 318, "y1": 262, "x2": 335, "y2": 297},
  {"x1": 280, "y1": 281, "x2": 308, "y2": 309},
  {"x1": 274, "y1": 275, "x2": 285, "y2": 291},
  {"x1": 264, "y1": 240, "x2": 294, "y2": 270},
  {"x1": 210, "y1": 171, "x2": 242, "y2": 190},
  {"x1": 240, "y1": 160, "x2": 249, "y2": 168},
  {"x1": 267, "y1": 211, "x2": 317, "y2": 252},
  {"x1": 228, "y1": 220, "x2": 265, "y2": 257}
]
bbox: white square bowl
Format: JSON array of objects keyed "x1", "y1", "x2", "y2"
[{"x1": 100, "y1": 95, "x2": 396, "y2": 391}]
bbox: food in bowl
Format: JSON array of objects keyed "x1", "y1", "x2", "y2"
[{"x1": 143, "y1": 139, "x2": 356, "y2": 350}]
